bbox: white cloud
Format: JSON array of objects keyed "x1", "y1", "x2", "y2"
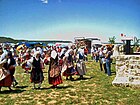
[{"x1": 41, "y1": 0, "x2": 48, "y2": 4}]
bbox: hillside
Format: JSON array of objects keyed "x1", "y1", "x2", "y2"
[
  {"x1": 0, "y1": 37, "x2": 27, "y2": 43},
  {"x1": 0, "y1": 37, "x2": 72, "y2": 44}
]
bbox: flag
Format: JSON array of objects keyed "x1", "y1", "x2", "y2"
[{"x1": 121, "y1": 33, "x2": 123, "y2": 37}]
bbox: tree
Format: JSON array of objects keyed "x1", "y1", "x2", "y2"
[{"x1": 108, "y1": 36, "x2": 116, "y2": 44}]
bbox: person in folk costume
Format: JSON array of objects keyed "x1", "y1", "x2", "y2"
[
  {"x1": 76, "y1": 46, "x2": 87, "y2": 79},
  {"x1": 13, "y1": 50, "x2": 19, "y2": 66},
  {"x1": 57, "y1": 46, "x2": 62, "y2": 56},
  {"x1": 84, "y1": 46, "x2": 88, "y2": 61},
  {"x1": 41, "y1": 48, "x2": 47, "y2": 60},
  {"x1": 31, "y1": 46, "x2": 38, "y2": 57},
  {"x1": 26, "y1": 51, "x2": 44, "y2": 89},
  {"x1": 48, "y1": 48, "x2": 63, "y2": 88},
  {"x1": 18, "y1": 50, "x2": 25, "y2": 66},
  {"x1": 0, "y1": 52, "x2": 13, "y2": 91},
  {"x1": 71, "y1": 45, "x2": 77, "y2": 63},
  {"x1": 44, "y1": 49, "x2": 51, "y2": 65},
  {"x1": 59, "y1": 47, "x2": 67, "y2": 74},
  {"x1": 62, "y1": 49, "x2": 76, "y2": 80},
  {"x1": 7, "y1": 51, "x2": 18, "y2": 87},
  {"x1": 23, "y1": 49, "x2": 32, "y2": 73}
]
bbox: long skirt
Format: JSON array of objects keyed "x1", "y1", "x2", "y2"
[
  {"x1": 76, "y1": 60, "x2": 87, "y2": 75},
  {"x1": 63, "y1": 67, "x2": 77, "y2": 77},
  {"x1": 30, "y1": 69, "x2": 44, "y2": 84},
  {"x1": 9, "y1": 68, "x2": 15, "y2": 81},
  {"x1": 0, "y1": 75, "x2": 12, "y2": 87},
  {"x1": 49, "y1": 74, "x2": 63, "y2": 86}
]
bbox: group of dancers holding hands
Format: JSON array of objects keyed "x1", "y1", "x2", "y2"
[{"x1": 0, "y1": 44, "x2": 87, "y2": 91}]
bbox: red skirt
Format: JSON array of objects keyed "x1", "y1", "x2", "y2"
[
  {"x1": 49, "y1": 74, "x2": 63, "y2": 86},
  {"x1": 0, "y1": 75, "x2": 12, "y2": 87},
  {"x1": 63, "y1": 67, "x2": 77, "y2": 77}
]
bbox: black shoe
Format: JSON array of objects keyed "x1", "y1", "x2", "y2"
[
  {"x1": 13, "y1": 82, "x2": 18, "y2": 87},
  {"x1": 51, "y1": 85, "x2": 57, "y2": 88},
  {"x1": 8, "y1": 87, "x2": 13, "y2": 91},
  {"x1": 15, "y1": 82, "x2": 18, "y2": 86},
  {"x1": 37, "y1": 87, "x2": 41, "y2": 89},
  {"x1": 80, "y1": 75, "x2": 83, "y2": 79},
  {"x1": 70, "y1": 77, "x2": 74, "y2": 81}
]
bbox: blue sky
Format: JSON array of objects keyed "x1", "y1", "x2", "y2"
[{"x1": 0, "y1": 0, "x2": 140, "y2": 42}]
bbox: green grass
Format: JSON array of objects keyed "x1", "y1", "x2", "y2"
[{"x1": 0, "y1": 60, "x2": 140, "y2": 105}]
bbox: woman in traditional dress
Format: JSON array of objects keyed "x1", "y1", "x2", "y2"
[
  {"x1": 62, "y1": 49, "x2": 76, "y2": 80},
  {"x1": 26, "y1": 51, "x2": 44, "y2": 89},
  {"x1": 44, "y1": 49, "x2": 51, "y2": 65},
  {"x1": 76, "y1": 47, "x2": 87, "y2": 79},
  {"x1": 0, "y1": 52, "x2": 13, "y2": 91},
  {"x1": 84, "y1": 46, "x2": 88, "y2": 61},
  {"x1": 7, "y1": 51, "x2": 18, "y2": 87},
  {"x1": 48, "y1": 48, "x2": 62, "y2": 88},
  {"x1": 24, "y1": 49, "x2": 31, "y2": 73}
]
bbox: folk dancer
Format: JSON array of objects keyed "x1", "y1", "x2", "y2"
[
  {"x1": 48, "y1": 49, "x2": 63, "y2": 88},
  {"x1": 0, "y1": 52, "x2": 13, "y2": 91},
  {"x1": 7, "y1": 51, "x2": 18, "y2": 87},
  {"x1": 26, "y1": 51, "x2": 44, "y2": 89},
  {"x1": 62, "y1": 49, "x2": 76, "y2": 80},
  {"x1": 76, "y1": 47, "x2": 87, "y2": 79}
]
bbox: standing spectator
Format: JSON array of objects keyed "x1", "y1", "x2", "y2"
[
  {"x1": 105, "y1": 46, "x2": 112, "y2": 76},
  {"x1": 91, "y1": 46, "x2": 95, "y2": 60},
  {"x1": 99, "y1": 46, "x2": 107, "y2": 73},
  {"x1": 94, "y1": 47, "x2": 99, "y2": 62}
]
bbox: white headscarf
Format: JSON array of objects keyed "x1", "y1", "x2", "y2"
[
  {"x1": 78, "y1": 48, "x2": 84, "y2": 56},
  {"x1": 51, "y1": 50, "x2": 57, "y2": 59},
  {"x1": 59, "y1": 48, "x2": 66, "y2": 57},
  {"x1": 65, "y1": 49, "x2": 72, "y2": 57},
  {"x1": 0, "y1": 52, "x2": 8, "y2": 64},
  {"x1": 34, "y1": 51, "x2": 40, "y2": 57}
]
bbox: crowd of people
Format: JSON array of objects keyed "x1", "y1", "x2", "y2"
[
  {"x1": 0, "y1": 43, "x2": 88, "y2": 91},
  {"x1": 0, "y1": 42, "x2": 117, "y2": 91},
  {"x1": 91, "y1": 45, "x2": 113, "y2": 76}
]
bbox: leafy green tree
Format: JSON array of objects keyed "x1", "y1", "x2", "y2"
[{"x1": 108, "y1": 36, "x2": 116, "y2": 44}]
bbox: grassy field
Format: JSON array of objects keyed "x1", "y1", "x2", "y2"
[{"x1": 0, "y1": 59, "x2": 140, "y2": 105}]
